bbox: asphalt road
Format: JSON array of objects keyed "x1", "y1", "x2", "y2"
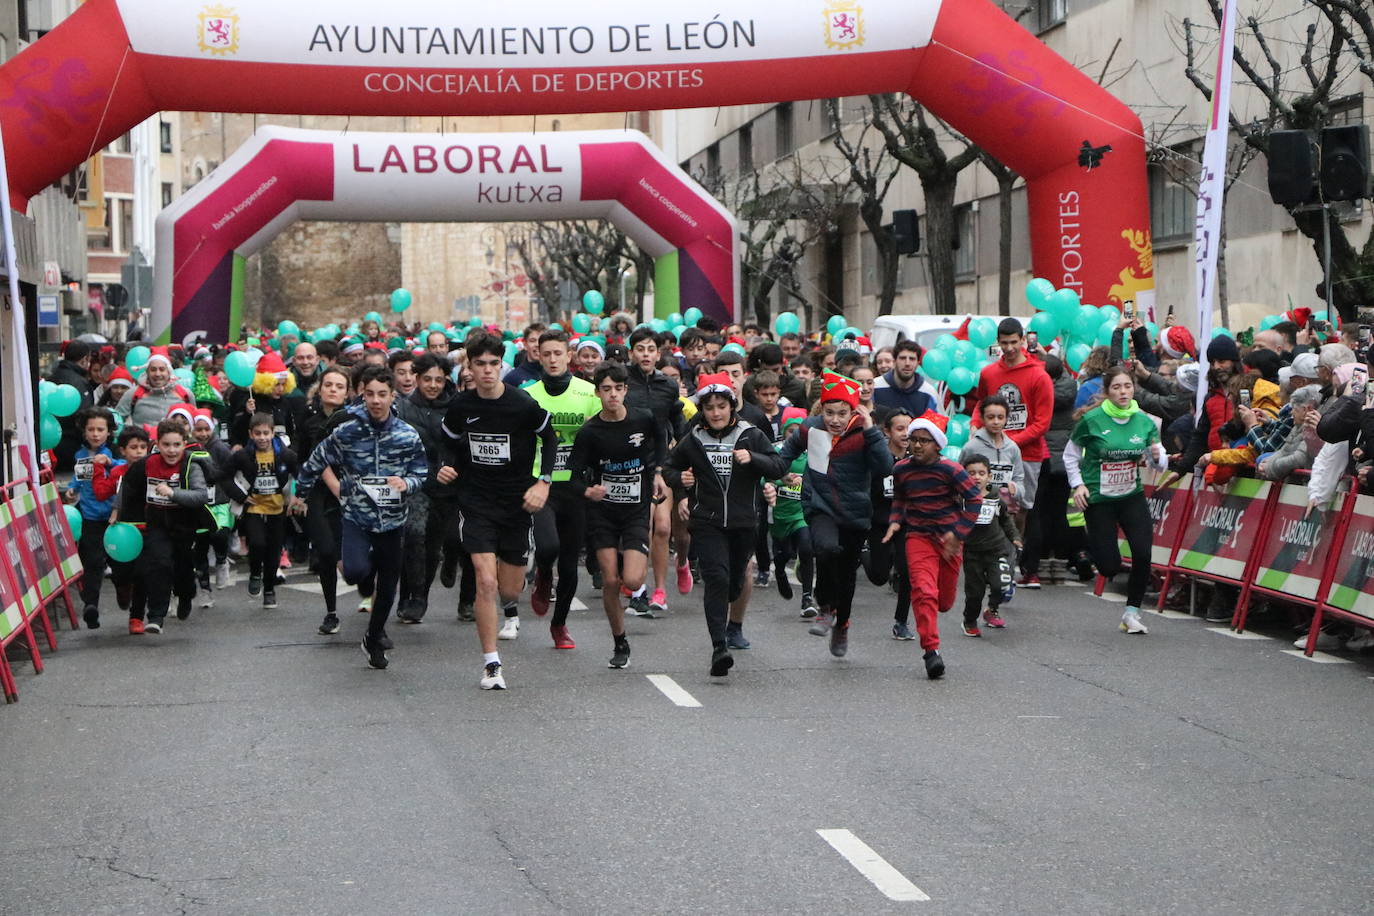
[{"x1": 3, "y1": 562, "x2": 1373, "y2": 915}]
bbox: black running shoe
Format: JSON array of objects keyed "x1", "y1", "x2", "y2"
[
  {"x1": 608, "y1": 636, "x2": 631, "y2": 669},
  {"x1": 775, "y1": 566, "x2": 793, "y2": 600},
  {"x1": 830, "y1": 623, "x2": 849, "y2": 658},
  {"x1": 439, "y1": 555, "x2": 458, "y2": 589},
  {"x1": 923, "y1": 649, "x2": 945, "y2": 680},
  {"x1": 247, "y1": 575, "x2": 263, "y2": 597},
  {"x1": 318, "y1": 614, "x2": 341, "y2": 635},
  {"x1": 361, "y1": 632, "x2": 389, "y2": 669},
  {"x1": 83, "y1": 606, "x2": 100, "y2": 630},
  {"x1": 262, "y1": 590, "x2": 278, "y2": 610},
  {"x1": 378, "y1": 629, "x2": 394, "y2": 651},
  {"x1": 710, "y1": 645, "x2": 734, "y2": 677},
  {"x1": 176, "y1": 596, "x2": 193, "y2": 621}
]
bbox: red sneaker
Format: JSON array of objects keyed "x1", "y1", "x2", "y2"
[
  {"x1": 531, "y1": 569, "x2": 552, "y2": 617},
  {"x1": 1015, "y1": 574, "x2": 1042, "y2": 589},
  {"x1": 279, "y1": 549, "x2": 292, "y2": 570},
  {"x1": 128, "y1": 618, "x2": 145, "y2": 635},
  {"x1": 551, "y1": 624, "x2": 575, "y2": 649},
  {"x1": 983, "y1": 608, "x2": 1007, "y2": 629},
  {"x1": 676, "y1": 561, "x2": 693, "y2": 595}
]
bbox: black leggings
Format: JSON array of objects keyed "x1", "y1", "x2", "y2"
[
  {"x1": 240, "y1": 512, "x2": 286, "y2": 583},
  {"x1": 1084, "y1": 492, "x2": 1153, "y2": 607},
  {"x1": 691, "y1": 523, "x2": 753, "y2": 648},
  {"x1": 400, "y1": 491, "x2": 456, "y2": 606},
  {"x1": 194, "y1": 525, "x2": 231, "y2": 579},
  {"x1": 77, "y1": 518, "x2": 109, "y2": 609},
  {"x1": 307, "y1": 496, "x2": 343, "y2": 616},
  {"x1": 141, "y1": 526, "x2": 196, "y2": 622},
  {"x1": 810, "y1": 514, "x2": 866, "y2": 625},
  {"x1": 772, "y1": 526, "x2": 815, "y2": 597},
  {"x1": 532, "y1": 483, "x2": 586, "y2": 626}
]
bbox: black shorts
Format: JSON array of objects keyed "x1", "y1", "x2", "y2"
[
  {"x1": 586, "y1": 503, "x2": 651, "y2": 556},
  {"x1": 459, "y1": 504, "x2": 533, "y2": 567}
]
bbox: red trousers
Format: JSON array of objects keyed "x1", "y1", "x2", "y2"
[{"x1": 905, "y1": 534, "x2": 963, "y2": 652}]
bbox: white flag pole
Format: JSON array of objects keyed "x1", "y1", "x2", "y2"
[
  {"x1": 1191, "y1": 0, "x2": 1240, "y2": 414},
  {"x1": 0, "y1": 119, "x2": 39, "y2": 483}
]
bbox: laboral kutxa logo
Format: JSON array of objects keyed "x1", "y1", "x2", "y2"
[
  {"x1": 824, "y1": 1, "x2": 865, "y2": 51},
  {"x1": 197, "y1": 4, "x2": 241, "y2": 56}
]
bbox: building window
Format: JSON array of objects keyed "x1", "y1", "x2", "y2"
[
  {"x1": 119, "y1": 199, "x2": 133, "y2": 254},
  {"x1": 1037, "y1": 0, "x2": 1066, "y2": 32},
  {"x1": 953, "y1": 204, "x2": 976, "y2": 277},
  {"x1": 159, "y1": 121, "x2": 173, "y2": 154},
  {"x1": 776, "y1": 102, "x2": 795, "y2": 157},
  {"x1": 86, "y1": 227, "x2": 110, "y2": 252},
  {"x1": 161, "y1": 182, "x2": 174, "y2": 209},
  {"x1": 738, "y1": 123, "x2": 754, "y2": 173},
  {"x1": 1149, "y1": 161, "x2": 1194, "y2": 244},
  {"x1": 705, "y1": 142, "x2": 721, "y2": 180},
  {"x1": 110, "y1": 132, "x2": 131, "y2": 154}
]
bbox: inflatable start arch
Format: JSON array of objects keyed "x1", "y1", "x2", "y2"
[
  {"x1": 152, "y1": 127, "x2": 736, "y2": 342},
  {"x1": 0, "y1": 0, "x2": 1154, "y2": 320}
]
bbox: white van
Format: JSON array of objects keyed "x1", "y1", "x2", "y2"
[{"x1": 868, "y1": 314, "x2": 1037, "y2": 354}]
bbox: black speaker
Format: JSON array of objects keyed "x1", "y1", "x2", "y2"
[
  {"x1": 1268, "y1": 130, "x2": 1319, "y2": 207},
  {"x1": 892, "y1": 208, "x2": 920, "y2": 255},
  {"x1": 1320, "y1": 124, "x2": 1370, "y2": 202}
]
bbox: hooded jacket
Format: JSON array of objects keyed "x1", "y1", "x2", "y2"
[
  {"x1": 662, "y1": 416, "x2": 787, "y2": 530},
  {"x1": 395, "y1": 382, "x2": 463, "y2": 499},
  {"x1": 873, "y1": 369, "x2": 940, "y2": 418},
  {"x1": 972, "y1": 357, "x2": 1054, "y2": 462},
  {"x1": 778, "y1": 415, "x2": 893, "y2": 530},
  {"x1": 1135, "y1": 370, "x2": 1195, "y2": 426},
  {"x1": 222, "y1": 439, "x2": 300, "y2": 506},
  {"x1": 626, "y1": 362, "x2": 687, "y2": 446},
  {"x1": 959, "y1": 427, "x2": 1025, "y2": 498},
  {"x1": 297, "y1": 402, "x2": 428, "y2": 533},
  {"x1": 114, "y1": 378, "x2": 193, "y2": 427},
  {"x1": 1044, "y1": 371, "x2": 1079, "y2": 475}
]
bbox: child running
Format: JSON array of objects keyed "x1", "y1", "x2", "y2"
[
  {"x1": 884, "y1": 412, "x2": 982, "y2": 679},
  {"x1": 769, "y1": 408, "x2": 815, "y2": 616},
  {"x1": 94, "y1": 426, "x2": 149, "y2": 631},
  {"x1": 225, "y1": 413, "x2": 299, "y2": 609},
  {"x1": 66, "y1": 407, "x2": 120, "y2": 629},
  {"x1": 955, "y1": 454, "x2": 1022, "y2": 637}
]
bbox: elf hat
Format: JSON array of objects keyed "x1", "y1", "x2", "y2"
[
  {"x1": 819, "y1": 370, "x2": 860, "y2": 409},
  {"x1": 908, "y1": 410, "x2": 949, "y2": 450},
  {"x1": 1160, "y1": 326, "x2": 1196, "y2": 360},
  {"x1": 693, "y1": 372, "x2": 737, "y2": 405},
  {"x1": 781, "y1": 406, "x2": 809, "y2": 429}
]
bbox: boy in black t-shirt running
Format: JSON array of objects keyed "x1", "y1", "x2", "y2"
[
  {"x1": 442, "y1": 334, "x2": 559, "y2": 690},
  {"x1": 568, "y1": 362, "x2": 666, "y2": 670}
]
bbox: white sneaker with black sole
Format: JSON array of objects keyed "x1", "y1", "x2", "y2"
[
  {"x1": 480, "y1": 661, "x2": 506, "y2": 689},
  {"x1": 498, "y1": 616, "x2": 520, "y2": 640}
]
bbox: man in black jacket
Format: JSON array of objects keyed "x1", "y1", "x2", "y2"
[{"x1": 48, "y1": 340, "x2": 95, "y2": 471}]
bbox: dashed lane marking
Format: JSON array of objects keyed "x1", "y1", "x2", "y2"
[
  {"x1": 816, "y1": 829, "x2": 930, "y2": 902},
  {"x1": 646, "y1": 675, "x2": 702, "y2": 708}
]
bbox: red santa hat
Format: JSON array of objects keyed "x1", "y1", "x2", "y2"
[
  {"x1": 145, "y1": 346, "x2": 173, "y2": 370},
  {"x1": 106, "y1": 366, "x2": 135, "y2": 389},
  {"x1": 693, "y1": 372, "x2": 737, "y2": 405},
  {"x1": 192, "y1": 407, "x2": 215, "y2": 429},
  {"x1": 166, "y1": 402, "x2": 196, "y2": 426},
  {"x1": 908, "y1": 410, "x2": 949, "y2": 450},
  {"x1": 256, "y1": 351, "x2": 290, "y2": 380},
  {"x1": 1160, "y1": 326, "x2": 1196, "y2": 360}
]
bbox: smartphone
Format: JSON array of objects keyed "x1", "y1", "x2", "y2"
[
  {"x1": 1122, "y1": 300, "x2": 1135, "y2": 321},
  {"x1": 1026, "y1": 331, "x2": 1039, "y2": 351},
  {"x1": 1239, "y1": 389, "x2": 1251, "y2": 408},
  {"x1": 1361, "y1": 325, "x2": 1371, "y2": 344},
  {"x1": 1351, "y1": 365, "x2": 1368, "y2": 395}
]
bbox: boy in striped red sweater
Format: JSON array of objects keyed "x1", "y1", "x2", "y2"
[{"x1": 883, "y1": 411, "x2": 982, "y2": 679}]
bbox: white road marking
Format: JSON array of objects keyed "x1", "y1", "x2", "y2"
[
  {"x1": 283, "y1": 582, "x2": 357, "y2": 596},
  {"x1": 816, "y1": 829, "x2": 929, "y2": 902},
  {"x1": 569, "y1": 597, "x2": 588, "y2": 612},
  {"x1": 1207, "y1": 628, "x2": 1270, "y2": 640},
  {"x1": 1280, "y1": 649, "x2": 1351, "y2": 664},
  {"x1": 646, "y1": 675, "x2": 701, "y2": 708},
  {"x1": 1017, "y1": 715, "x2": 1061, "y2": 719}
]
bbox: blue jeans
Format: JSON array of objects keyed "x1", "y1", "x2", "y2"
[{"x1": 341, "y1": 518, "x2": 403, "y2": 636}]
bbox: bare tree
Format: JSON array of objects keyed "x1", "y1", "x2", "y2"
[
  {"x1": 513, "y1": 220, "x2": 650, "y2": 321},
  {"x1": 1182, "y1": 0, "x2": 1374, "y2": 322},
  {"x1": 825, "y1": 99, "x2": 905, "y2": 317},
  {"x1": 867, "y1": 94, "x2": 982, "y2": 315},
  {"x1": 977, "y1": 151, "x2": 1021, "y2": 316}
]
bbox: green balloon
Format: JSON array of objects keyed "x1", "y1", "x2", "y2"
[
  {"x1": 1212, "y1": 326, "x2": 1233, "y2": 339},
  {"x1": 48, "y1": 383, "x2": 81, "y2": 418},
  {"x1": 1259, "y1": 314, "x2": 1281, "y2": 331},
  {"x1": 468, "y1": 316, "x2": 483, "y2": 328},
  {"x1": 572, "y1": 313, "x2": 593, "y2": 335},
  {"x1": 1025, "y1": 277, "x2": 1056, "y2": 311},
  {"x1": 941, "y1": 445, "x2": 964, "y2": 461},
  {"x1": 667, "y1": 313, "x2": 685, "y2": 328},
  {"x1": 1096, "y1": 320, "x2": 1118, "y2": 348},
  {"x1": 1066, "y1": 342, "x2": 1092, "y2": 372},
  {"x1": 223, "y1": 350, "x2": 257, "y2": 388},
  {"x1": 1145, "y1": 321, "x2": 1160, "y2": 343},
  {"x1": 946, "y1": 414, "x2": 971, "y2": 448},
  {"x1": 773, "y1": 311, "x2": 801, "y2": 336},
  {"x1": 124, "y1": 346, "x2": 150, "y2": 373},
  {"x1": 934, "y1": 333, "x2": 958, "y2": 351},
  {"x1": 967, "y1": 317, "x2": 997, "y2": 349},
  {"x1": 1027, "y1": 311, "x2": 1059, "y2": 341},
  {"x1": 684, "y1": 307, "x2": 704, "y2": 326},
  {"x1": 826, "y1": 315, "x2": 847, "y2": 336},
  {"x1": 103, "y1": 522, "x2": 144, "y2": 562},
  {"x1": 1097, "y1": 306, "x2": 1121, "y2": 326},
  {"x1": 921, "y1": 348, "x2": 952, "y2": 382},
  {"x1": 945, "y1": 366, "x2": 976, "y2": 395},
  {"x1": 952, "y1": 339, "x2": 980, "y2": 368},
  {"x1": 63, "y1": 504, "x2": 82, "y2": 541},
  {"x1": 39, "y1": 414, "x2": 61, "y2": 450},
  {"x1": 1072, "y1": 306, "x2": 1101, "y2": 341}
]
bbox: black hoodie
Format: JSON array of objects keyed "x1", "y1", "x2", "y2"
[
  {"x1": 396, "y1": 382, "x2": 462, "y2": 499},
  {"x1": 662, "y1": 414, "x2": 787, "y2": 530}
]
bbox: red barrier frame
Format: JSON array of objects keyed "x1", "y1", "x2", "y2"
[
  {"x1": 1299, "y1": 483, "x2": 1374, "y2": 656},
  {"x1": 2, "y1": 473, "x2": 83, "y2": 630},
  {"x1": 0, "y1": 482, "x2": 48, "y2": 702}
]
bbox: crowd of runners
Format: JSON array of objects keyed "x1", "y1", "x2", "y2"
[{"x1": 46, "y1": 304, "x2": 1371, "y2": 689}]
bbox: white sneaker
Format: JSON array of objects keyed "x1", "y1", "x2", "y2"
[
  {"x1": 498, "y1": 617, "x2": 520, "y2": 640},
  {"x1": 1344, "y1": 629, "x2": 1374, "y2": 652},
  {"x1": 358, "y1": 595, "x2": 374, "y2": 614},
  {"x1": 199, "y1": 590, "x2": 215, "y2": 609},
  {"x1": 214, "y1": 562, "x2": 231, "y2": 590},
  {"x1": 1293, "y1": 629, "x2": 1343, "y2": 651},
  {"x1": 480, "y1": 661, "x2": 507, "y2": 690},
  {"x1": 1120, "y1": 609, "x2": 1148, "y2": 635}
]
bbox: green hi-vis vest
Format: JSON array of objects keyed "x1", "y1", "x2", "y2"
[{"x1": 523, "y1": 376, "x2": 601, "y2": 482}]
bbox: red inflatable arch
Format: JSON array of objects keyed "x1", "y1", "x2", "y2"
[{"x1": 0, "y1": 0, "x2": 1154, "y2": 315}]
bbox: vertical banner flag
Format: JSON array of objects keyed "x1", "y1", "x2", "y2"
[
  {"x1": 1191, "y1": 0, "x2": 1240, "y2": 413},
  {"x1": 0, "y1": 120, "x2": 37, "y2": 482}
]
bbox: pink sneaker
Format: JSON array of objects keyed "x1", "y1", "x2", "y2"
[
  {"x1": 279, "y1": 549, "x2": 292, "y2": 570},
  {"x1": 676, "y1": 561, "x2": 693, "y2": 595},
  {"x1": 650, "y1": 588, "x2": 668, "y2": 615},
  {"x1": 983, "y1": 608, "x2": 1007, "y2": 629}
]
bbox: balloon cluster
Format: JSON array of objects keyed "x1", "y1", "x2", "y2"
[
  {"x1": 1017, "y1": 277, "x2": 1157, "y2": 372},
  {"x1": 36, "y1": 378, "x2": 82, "y2": 451},
  {"x1": 918, "y1": 323, "x2": 994, "y2": 397}
]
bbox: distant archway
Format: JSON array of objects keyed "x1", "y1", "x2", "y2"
[
  {"x1": 0, "y1": 0, "x2": 1154, "y2": 318},
  {"x1": 151, "y1": 127, "x2": 736, "y2": 342}
]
